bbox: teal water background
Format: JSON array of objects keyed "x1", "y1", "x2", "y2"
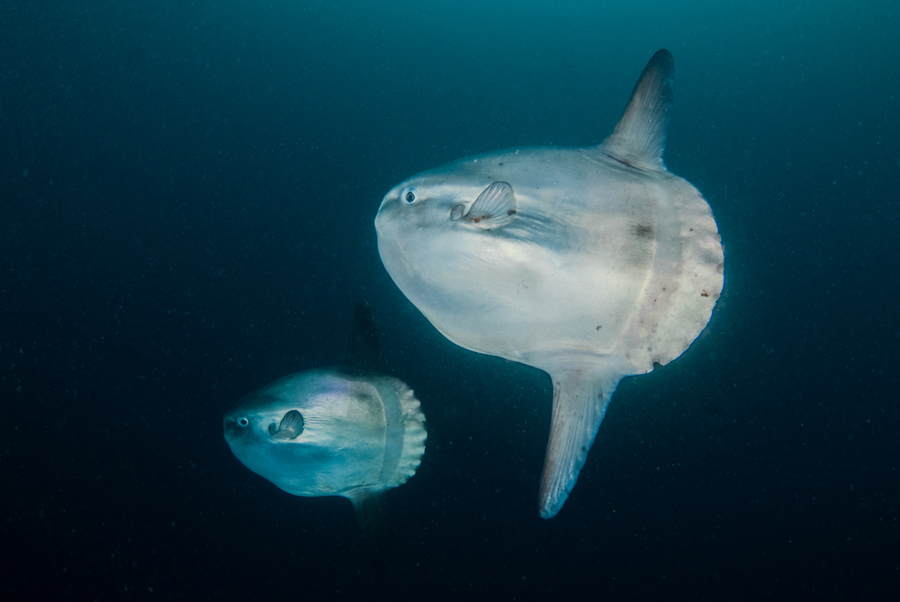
[{"x1": 2, "y1": 1, "x2": 898, "y2": 599}]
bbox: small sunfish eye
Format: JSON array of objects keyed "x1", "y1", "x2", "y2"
[
  {"x1": 269, "y1": 409, "x2": 304, "y2": 440},
  {"x1": 404, "y1": 190, "x2": 416, "y2": 203},
  {"x1": 237, "y1": 417, "x2": 249, "y2": 427}
]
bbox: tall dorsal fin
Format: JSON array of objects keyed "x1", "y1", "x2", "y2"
[
  {"x1": 601, "y1": 49, "x2": 674, "y2": 171},
  {"x1": 338, "y1": 302, "x2": 383, "y2": 374}
]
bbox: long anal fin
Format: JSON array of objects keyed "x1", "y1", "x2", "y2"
[{"x1": 538, "y1": 369, "x2": 623, "y2": 519}]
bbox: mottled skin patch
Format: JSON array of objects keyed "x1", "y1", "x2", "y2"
[{"x1": 633, "y1": 223, "x2": 654, "y2": 238}]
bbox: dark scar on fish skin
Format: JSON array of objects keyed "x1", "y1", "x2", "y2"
[{"x1": 633, "y1": 224, "x2": 654, "y2": 238}]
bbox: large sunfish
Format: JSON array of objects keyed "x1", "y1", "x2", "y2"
[
  {"x1": 374, "y1": 49, "x2": 723, "y2": 518},
  {"x1": 223, "y1": 303, "x2": 427, "y2": 526}
]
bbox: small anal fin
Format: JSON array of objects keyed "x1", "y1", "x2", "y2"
[{"x1": 349, "y1": 490, "x2": 388, "y2": 560}]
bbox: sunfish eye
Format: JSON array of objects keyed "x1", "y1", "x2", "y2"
[
  {"x1": 237, "y1": 417, "x2": 249, "y2": 427},
  {"x1": 404, "y1": 190, "x2": 416, "y2": 203}
]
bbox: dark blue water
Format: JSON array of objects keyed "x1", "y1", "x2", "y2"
[{"x1": 2, "y1": 1, "x2": 898, "y2": 599}]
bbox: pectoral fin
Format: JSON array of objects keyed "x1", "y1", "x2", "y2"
[
  {"x1": 451, "y1": 181, "x2": 517, "y2": 229},
  {"x1": 269, "y1": 409, "x2": 305, "y2": 439},
  {"x1": 538, "y1": 368, "x2": 623, "y2": 518}
]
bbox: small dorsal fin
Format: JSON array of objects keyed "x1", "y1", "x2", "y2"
[
  {"x1": 338, "y1": 302, "x2": 383, "y2": 374},
  {"x1": 601, "y1": 49, "x2": 674, "y2": 171}
]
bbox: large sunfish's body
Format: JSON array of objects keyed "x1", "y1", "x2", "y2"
[
  {"x1": 223, "y1": 304, "x2": 427, "y2": 524},
  {"x1": 375, "y1": 50, "x2": 723, "y2": 518}
]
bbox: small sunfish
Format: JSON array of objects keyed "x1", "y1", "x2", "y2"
[{"x1": 223, "y1": 303, "x2": 427, "y2": 526}]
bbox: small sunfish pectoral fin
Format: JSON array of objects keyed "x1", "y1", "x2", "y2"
[
  {"x1": 538, "y1": 368, "x2": 624, "y2": 519},
  {"x1": 452, "y1": 181, "x2": 517, "y2": 229},
  {"x1": 601, "y1": 49, "x2": 674, "y2": 172},
  {"x1": 269, "y1": 409, "x2": 305, "y2": 439}
]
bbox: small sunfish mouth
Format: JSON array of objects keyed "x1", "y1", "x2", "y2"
[{"x1": 269, "y1": 409, "x2": 304, "y2": 439}]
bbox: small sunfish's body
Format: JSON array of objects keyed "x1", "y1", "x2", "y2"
[
  {"x1": 223, "y1": 304, "x2": 427, "y2": 524},
  {"x1": 375, "y1": 50, "x2": 723, "y2": 518}
]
